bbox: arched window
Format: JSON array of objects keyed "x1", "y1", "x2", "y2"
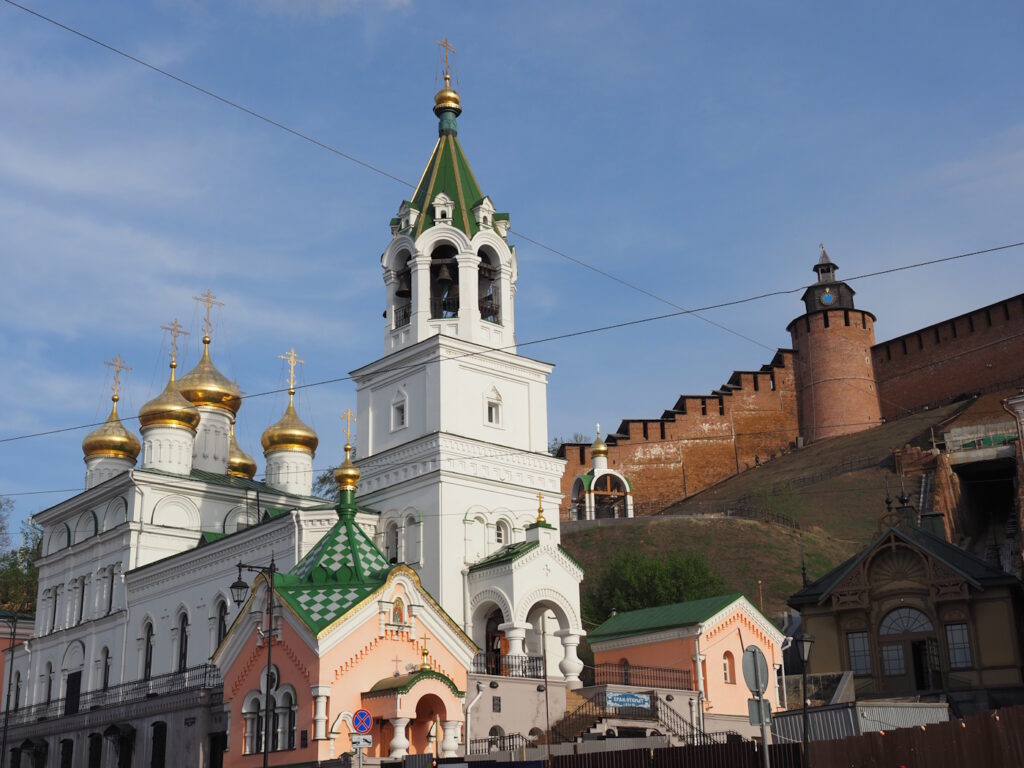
[
  {"x1": 280, "y1": 690, "x2": 297, "y2": 750},
  {"x1": 216, "y1": 600, "x2": 228, "y2": 645},
  {"x1": 495, "y1": 520, "x2": 510, "y2": 546},
  {"x1": 487, "y1": 725, "x2": 505, "y2": 752},
  {"x1": 385, "y1": 521, "x2": 399, "y2": 564},
  {"x1": 43, "y1": 662, "x2": 53, "y2": 704},
  {"x1": 143, "y1": 622, "x2": 154, "y2": 680},
  {"x1": 478, "y1": 248, "x2": 501, "y2": 324},
  {"x1": 13, "y1": 672, "x2": 20, "y2": 710},
  {"x1": 100, "y1": 647, "x2": 111, "y2": 690},
  {"x1": 880, "y1": 607, "x2": 933, "y2": 635},
  {"x1": 151, "y1": 721, "x2": 167, "y2": 768},
  {"x1": 722, "y1": 651, "x2": 736, "y2": 684},
  {"x1": 177, "y1": 613, "x2": 190, "y2": 672},
  {"x1": 106, "y1": 566, "x2": 115, "y2": 615},
  {"x1": 392, "y1": 598, "x2": 405, "y2": 625},
  {"x1": 404, "y1": 515, "x2": 419, "y2": 563},
  {"x1": 76, "y1": 577, "x2": 87, "y2": 625},
  {"x1": 393, "y1": 250, "x2": 413, "y2": 329},
  {"x1": 593, "y1": 474, "x2": 628, "y2": 519},
  {"x1": 430, "y1": 244, "x2": 459, "y2": 319}
]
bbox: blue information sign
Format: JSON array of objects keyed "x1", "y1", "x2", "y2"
[{"x1": 353, "y1": 709, "x2": 373, "y2": 734}]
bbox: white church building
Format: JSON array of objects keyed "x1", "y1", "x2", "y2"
[{"x1": 3, "y1": 69, "x2": 584, "y2": 767}]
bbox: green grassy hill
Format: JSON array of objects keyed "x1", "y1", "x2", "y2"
[{"x1": 562, "y1": 402, "x2": 969, "y2": 625}]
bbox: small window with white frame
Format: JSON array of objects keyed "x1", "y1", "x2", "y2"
[
  {"x1": 391, "y1": 389, "x2": 408, "y2": 432},
  {"x1": 484, "y1": 387, "x2": 502, "y2": 428},
  {"x1": 945, "y1": 623, "x2": 972, "y2": 668}
]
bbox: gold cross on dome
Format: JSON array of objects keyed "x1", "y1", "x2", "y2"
[
  {"x1": 279, "y1": 347, "x2": 304, "y2": 391},
  {"x1": 192, "y1": 289, "x2": 223, "y2": 337},
  {"x1": 437, "y1": 37, "x2": 456, "y2": 80},
  {"x1": 340, "y1": 407, "x2": 357, "y2": 444},
  {"x1": 536, "y1": 492, "x2": 546, "y2": 524},
  {"x1": 160, "y1": 318, "x2": 188, "y2": 365},
  {"x1": 104, "y1": 354, "x2": 130, "y2": 399}
]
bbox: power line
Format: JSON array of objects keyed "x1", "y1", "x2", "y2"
[{"x1": 1, "y1": 243, "x2": 1021, "y2": 447}]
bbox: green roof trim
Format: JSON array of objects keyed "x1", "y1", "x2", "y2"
[
  {"x1": 492, "y1": 212, "x2": 510, "y2": 221},
  {"x1": 364, "y1": 668, "x2": 464, "y2": 699},
  {"x1": 265, "y1": 506, "x2": 289, "y2": 520},
  {"x1": 468, "y1": 540, "x2": 538, "y2": 572},
  {"x1": 199, "y1": 531, "x2": 227, "y2": 545},
  {"x1": 589, "y1": 593, "x2": 743, "y2": 643},
  {"x1": 558, "y1": 544, "x2": 584, "y2": 571},
  {"x1": 409, "y1": 134, "x2": 489, "y2": 239}
]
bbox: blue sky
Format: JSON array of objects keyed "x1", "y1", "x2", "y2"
[{"x1": 2, "y1": 0, "x2": 1023, "y2": 532}]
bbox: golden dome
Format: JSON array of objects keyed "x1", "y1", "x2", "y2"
[
  {"x1": 228, "y1": 422, "x2": 257, "y2": 479},
  {"x1": 138, "y1": 362, "x2": 201, "y2": 431},
  {"x1": 261, "y1": 391, "x2": 318, "y2": 456},
  {"x1": 591, "y1": 426, "x2": 608, "y2": 458},
  {"x1": 177, "y1": 335, "x2": 242, "y2": 415},
  {"x1": 82, "y1": 396, "x2": 141, "y2": 463},
  {"x1": 333, "y1": 442, "x2": 360, "y2": 492},
  {"x1": 433, "y1": 73, "x2": 462, "y2": 116}
]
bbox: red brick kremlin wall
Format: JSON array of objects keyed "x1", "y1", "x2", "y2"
[
  {"x1": 556, "y1": 351, "x2": 800, "y2": 519},
  {"x1": 871, "y1": 294, "x2": 1024, "y2": 420}
]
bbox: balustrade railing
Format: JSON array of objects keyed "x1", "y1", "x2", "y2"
[
  {"x1": 469, "y1": 732, "x2": 530, "y2": 755},
  {"x1": 394, "y1": 303, "x2": 411, "y2": 328},
  {"x1": 4, "y1": 664, "x2": 221, "y2": 727},
  {"x1": 471, "y1": 653, "x2": 545, "y2": 679},
  {"x1": 594, "y1": 663, "x2": 693, "y2": 690}
]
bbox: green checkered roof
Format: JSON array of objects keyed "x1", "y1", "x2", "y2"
[{"x1": 275, "y1": 505, "x2": 394, "y2": 635}]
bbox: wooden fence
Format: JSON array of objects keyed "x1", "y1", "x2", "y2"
[{"x1": 807, "y1": 703, "x2": 1024, "y2": 768}]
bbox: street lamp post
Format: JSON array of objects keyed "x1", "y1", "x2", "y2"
[
  {"x1": 797, "y1": 633, "x2": 815, "y2": 768},
  {"x1": 231, "y1": 556, "x2": 279, "y2": 768},
  {"x1": 0, "y1": 609, "x2": 23, "y2": 768}
]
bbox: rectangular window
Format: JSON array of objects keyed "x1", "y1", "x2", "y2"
[
  {"x1": 718, "y1": 398, "x2": 725, "y2": 415},
  {"x1": 486, "y1": 401, "x2": 501, "y2": 426},
  {"x1": 642, "y1": 421, "x2": 648, "y2": 439},
  {"x1": 823, "y1": 311, "x2": 830, "y2": 329},
  {"x1": 861, "y1": 312, "x2": 867, "y2": 329},
  {"x1": 700, "y1": 398, "x2": 707, "y2": 416},
  {"x1": 882, "y1": 644, "x2": 905, "y2": 676},
  {"x1": 945, "y1": 624, "x2": 972, "y2": 668},
  {"x1": 844, "y1": 309, "x2": 850, "y2": 327},
  {"x1": 752, "y1": 375, "x2": 759, "y2": 392},
  {"x1": 847, "y1": 632, "x2": 871, "y2": 675},
  {"x1": 659, "y1": 421, "x2": 666, "y2": 439},
  {"x1": 392, "y1": 401, "x2": 406, "y2": 430},
  {"x1": 492, "y1": 696, "x2": 501, "y2": 713}
]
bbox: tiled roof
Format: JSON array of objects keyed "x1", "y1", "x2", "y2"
[
  {"x1": 588, "y1": 593, "x2": 743, "y2": 642},
  {"x1": 364, "y1": 668, "x2": 464, "y2": 698},
  {"x1": 467, "y1": 540, "x2": 538, "y2": 572}
]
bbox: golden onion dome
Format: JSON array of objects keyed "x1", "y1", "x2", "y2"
[
  {"x1": 177, "y1": 335, "x2": 242, "y2": 415},
  {"x1": 333, "y1": 442, "x2": 360, "y2": 492},
  {"x1": 591, "y1": 426, "x2": 608, "y2": 458},
  {"x1": 82, "y1": 395, "x2": 141, "y2": 463},
  {"x1": 433, "y1": 73, "x2": 462, "y2": 117},
  {"x1": 138, "y1": 362, "x2": 201, "y2": 431},
  {"x1": 261, "y1": 391, "x2": 318, "y2": 456},
  {"x1": 228, "y1": 421, "x2": 258, "y2": 479}
]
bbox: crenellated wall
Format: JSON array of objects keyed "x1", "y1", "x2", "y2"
[{"x1": 557, "y1": 351, "x2": 799, "y2": 518}]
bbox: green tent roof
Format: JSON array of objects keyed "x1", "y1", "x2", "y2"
[
  {"x1": 588, "y1": 594, "x2": 743, "y2": 643},
  {"x1": 409, "y1": 133, "x2": 486, "y2": 239},
  {"x1": 275, "y1": 504, "x2": 394, "y2": 635}
]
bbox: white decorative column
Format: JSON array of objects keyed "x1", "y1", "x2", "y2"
[
  {"x1": 497, "y1": 622, "x2": 531, "y2": 657},
  {"x1": 276, "y1": 702, "x2": 289, "y2": 750},
  {"x1": 556, "y1": 629, "x2": 585, "y2": 689},
  {"x1": 311, "y1": 686, "x2": 329, "y2": 740},
  {"x1": 244, "y1": 712, "x2": 257, "y2": 754},
  {"x1": 389, "y1": 717, "x2": 411, "y2": 758},
  {"x1": 412, "y1": 254, "x2": 432, "y2": 339},
  {"x1": 456, "y1": 252, "x2": 480, "y2": 341},
  {"x1": 440, "y1": 721, "x2": 461, "y2": 757}
]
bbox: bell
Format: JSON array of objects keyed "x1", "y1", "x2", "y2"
[
  {"x1": 395, "y1": 271, "x2": 411, "y2": 298},
  {"x1": 436, "y1": 263, "x2": 453, "y2": 287}
]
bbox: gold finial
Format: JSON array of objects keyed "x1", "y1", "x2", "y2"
[
  {"x1": 160, "y1": 318, "x2": 189, "y2": 372},
  {"x1": 420, "y1": 633, "x2": 432, "y2": 670},
  {"x1": 340, "y1": 407, "x2": 357, "y2": 446},
  {"x1": 279, "y1": 347, "x2": 304, "y2": 396},
  {"x1": 104, "y1": 354, "x2": 130, "y2": 401},
  {"x1": 192, "y1": 289, "x2": 223, "y2": 339},
  {"x1": 536, "y1": 492, "x2": 546, "y2": 525},
  {"x1": 437, "y1": 37, "x2": 456, "y2": 82}
]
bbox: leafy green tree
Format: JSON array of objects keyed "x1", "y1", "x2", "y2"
[
  {"x1": 583, "y1": 550, "x2": 724, "y2": 623},
  {"x1": 0, "y1": 500, "x2": 40, "y2": 612}
]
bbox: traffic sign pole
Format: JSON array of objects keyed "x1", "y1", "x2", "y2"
[{"x1": 744, "y1": 647, "x2": 771, "y2": 768}]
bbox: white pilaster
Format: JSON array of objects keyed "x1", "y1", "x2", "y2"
[{"x1": 193, "y1": 407, "x2": 231, "y2": 474}]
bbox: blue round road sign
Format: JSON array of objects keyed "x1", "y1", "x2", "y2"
[{"x1": 353, "y1": 709, "x2": 373, "y2": 734}]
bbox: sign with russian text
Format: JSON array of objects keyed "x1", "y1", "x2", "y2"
[{"x1": 606, "y1": 691, "x2": 651, "y2": 709}]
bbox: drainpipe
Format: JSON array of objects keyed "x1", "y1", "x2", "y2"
[
  {"x1": 694, "y1": 633, "x2": 705, "y2": 732},
  {"x1": 462, "y1": 569, "x2": 471, "y2": 635},
  {"x1": 780, "y1": 636, "x2": 793, "y2": 710},
  {"x1": 464, "y1": 681, "x2": 484, "y2": 755}
]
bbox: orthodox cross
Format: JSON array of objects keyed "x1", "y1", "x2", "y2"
[
  {"x1": 421, "y1": 631, "x2": 432, "y2": 669},
  {"x1": 536, "y1": 492, "x2": 546, "y2": 525},
  {"x1": 160, "y1": 318, "x2": 188, "y2": 366},
  {"x1": 392, "y1": 655, "x2": 402, "y2": 676},
  {"x1": 104, "y1": 354, "x2": 130, "y2": 399},
  {"x1": 437, "y1": 37, "x2": 456, "y2": 79},
  {"x1": 192, "y1": 289, "x2": 223, "y2": 337},
  {"x1": 340, "y1": 407, "x2": 357, "y2": 444},
  {"x1": 279, "y1": 347, "x2": 304, "y2": 392}
]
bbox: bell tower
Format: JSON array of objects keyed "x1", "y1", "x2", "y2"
[
  {"x1": 788, "y1": 246, "x2": 882, "y2": 443},
  {"x1": 349, "y1": 52, "x2": 580, "y2": 661}
]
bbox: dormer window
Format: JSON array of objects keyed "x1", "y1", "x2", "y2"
[
  {"x1": 473, "y1": 196, "x2": 495, "y2": 229},
  {"x1": 432, "y1": 193, "x2": 454, "y2": 225},
  {"x1": 397, "y1": 201, "x2": 419, "y2": 231},
  {"x1": 484, "y1": 387, "x2": 502, "y2": 428}
]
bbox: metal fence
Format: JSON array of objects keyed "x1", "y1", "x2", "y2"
[
  {"x1": 593, "y1": 664, "x2": 692, "y2": 691},
  {"x1": 544, "y1": 743, "x2": 802, "y2": 768},
  {"x1": 4, "y1": 664, "x2": 221, "y2": 727},
  {"x1": 469, "y1": 732, "x2": 532, "y2": 755}
]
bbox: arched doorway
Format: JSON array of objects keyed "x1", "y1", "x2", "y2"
[
  {"x1": 409, "y1": 693, "x2": 447, "y2": 755},
  {"x1": 485, "y1": 609, "x2": 504, "y2": 675},
  {"x1": 593, "y1": 475, "x2": 627, "y2": 519},
  {"x1": 878, "y1": 607, "x2": 939, "y2": 691}
]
